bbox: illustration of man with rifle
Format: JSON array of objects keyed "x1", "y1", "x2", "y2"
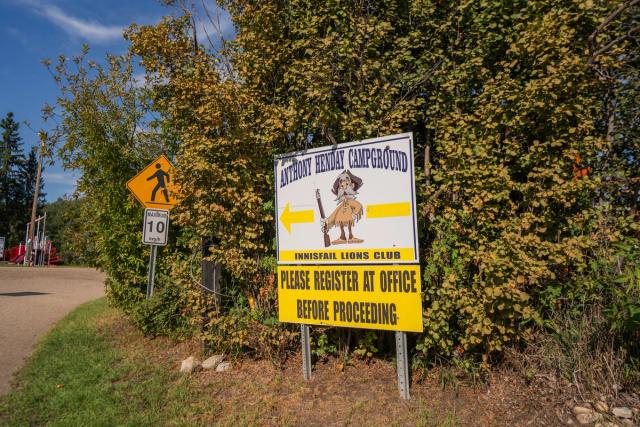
[{"x1": 317, "y1": 170, "x2": 364, "y2": 246}]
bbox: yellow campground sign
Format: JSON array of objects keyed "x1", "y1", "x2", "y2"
[
  {"x1": 274, "y1": 133, "x2": 423, "y2": 333},
  {"x1": 126, "y1": 155, "x2": 178, "y2": 210}
]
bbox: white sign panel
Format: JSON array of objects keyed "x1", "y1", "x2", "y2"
[
  {"x1": 142, "y1": 209, "x2": 169, "y2": 246},
  {"x1": 275, "y1": 133, "x2": 419, "y2": 264},
  {"x1": 0, "y1": 237, "x2": 5, "y2": 260}
]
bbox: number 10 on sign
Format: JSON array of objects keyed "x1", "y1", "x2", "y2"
[{"x1": 143, "y1": 209, "x2": 169, "y2": 246}]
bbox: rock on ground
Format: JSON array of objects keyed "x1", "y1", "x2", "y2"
[
  {"x1": 612, "y1": 407, "x2": 633, "y2": 419},
  {"x1": 573, "y1": 406, "x2": 594, "y2": 415},
  {"x1": 180, "y1": 356, "x2": 196, "y2": 373},
  {"x1": 576, "y1": 412, "x2": 598, "y2": 425},
  {"x1": 202, "y1": 354, "x2": 224, "y2": 370},
  {"x1": 573, "y1": 406, "x2": 598, "y2": 425},
  {"x1": 216, "y1": 361, "x2": 232, "y2": 372}
]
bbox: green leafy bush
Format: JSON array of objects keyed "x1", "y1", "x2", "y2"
[{"x1": 48, "y1": 1, "x2": 639, "y2": 381}]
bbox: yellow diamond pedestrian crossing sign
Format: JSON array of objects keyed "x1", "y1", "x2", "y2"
[{"x1": 126, "y1": 155, "x2": 177, "y2": 209}]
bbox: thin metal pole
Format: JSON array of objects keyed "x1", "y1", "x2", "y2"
[
  {"x1": 200, "y1": 238, "x2": 221, "y2": 353},
  {"x1": 146, "y1": 245, "x2": 158, "y2": 299},
  {"x1": 396, "y1": 331, "x2": 410, "y2": 400},
  {"x1": 34, "y1": 216, "x2": 40, "y2": 266},
  {"x1": 40, "y1": 213, "x2": 46, "y2": 266},
  {"x1": 23, "y1": 225, "x2": 28, "y2": 265},
  {"x1": 301, "y1": 324, "x2": 312, "y2": 380},
  {"x1": 26, "y1": 135, "x2": 46, "y2": 266},
  {"x1": 23, "y1": 224, "x2": 29, "y2": 265}
]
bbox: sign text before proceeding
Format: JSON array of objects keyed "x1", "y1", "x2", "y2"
[{"x1": 278, "y1": 265, "x2": 422, "y2": 332}]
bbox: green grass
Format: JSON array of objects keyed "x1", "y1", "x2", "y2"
[
  {"x1": 0, "y1": 298, "x2": 460, "y2": 426},
  {"x1": 0, "y1": 298, "x2": 192, "y2": 426}
]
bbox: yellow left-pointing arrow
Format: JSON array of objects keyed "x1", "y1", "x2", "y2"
[{"x1": 280, "y1": 202, "x2": 315, "y2": 234}]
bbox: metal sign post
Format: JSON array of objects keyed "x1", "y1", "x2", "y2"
[
  {"x1": 301, "y1": 324, "x2": 312, "y2": 380},
  {"x1": 142, "y1": 209, "x2": 170, "y2": 299},
  {"x1": 200, "y1": 239, "x2": 222, "y2": 352},
  {"x1": 395, "y1": 331, "x2": 410, "y2": 400},
  {"x1": 147, "y1": 245, "x2": 158, "y2": 299}
]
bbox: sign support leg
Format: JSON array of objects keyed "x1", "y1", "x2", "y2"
[
  {"x1": 396, "y1": 331, "x2": 410, "y2": 400},
  {"x1": 301, "y1": 324, "x2": 312, "y2": 380},
  {"x1": 146, "y1": 245, "x2": 158, "y2": 299},
  {"x1": 200, "y1": 239, "x2": 222, "y2": 352}
]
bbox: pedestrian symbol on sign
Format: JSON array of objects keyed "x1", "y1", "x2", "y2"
[
  {"x1": 147, "y1": 163, "x2": 170, "y2": 203},
  {"x1": 126, "y1": 155, "x2": 177, "y2": 210}
]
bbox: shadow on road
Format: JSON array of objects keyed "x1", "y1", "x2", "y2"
[{"x1": 0, "y1": 292, "x2": 50, "y2": 297}]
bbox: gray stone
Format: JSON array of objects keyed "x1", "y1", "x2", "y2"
[
  {"x1": 576, "y1": 412, "x2": 598, "y2": 425},
  {"x1": 216, "y1": 361, "x2": 232, "y2": 372},
  {"x1": 576, "y1": 412, "x2": 598, "y2": 424},
  {"x1": 612, "y1": 407, "x2": 632, "y2": 419},
  {"x1": 201, "y1": 354, "x2": 224, "y2": 370},
  {"x1": 574, "y1": 406, "x2": 594, "y2": 415},
  {"x1": 180, "y1": 356, "x2": 196, "y2": 373}
]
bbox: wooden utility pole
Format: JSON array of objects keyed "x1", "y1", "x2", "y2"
[{"x1": 25, "y1": 133, "x2": 46, "y2": 266}]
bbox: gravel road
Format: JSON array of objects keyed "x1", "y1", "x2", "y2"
[{"x1": 0, "y1": 266, "x2": 105, "y2": 395}]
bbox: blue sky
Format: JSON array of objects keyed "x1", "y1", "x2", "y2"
[{"x1": 0, "y1": 0, "x2": 232, "y2": 202}]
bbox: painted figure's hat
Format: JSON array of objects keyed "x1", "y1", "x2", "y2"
[{"x1": 332, "y1": 170, "x2": 363, "y2": 195}]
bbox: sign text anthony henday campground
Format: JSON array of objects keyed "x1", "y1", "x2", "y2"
[{"x1": 275, "y1": 133, "x2": 423, "y2": 333}]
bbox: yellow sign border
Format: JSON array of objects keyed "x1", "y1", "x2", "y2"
[{"x1": 278, "y1": 264, "x2": 423, "y2": 332}]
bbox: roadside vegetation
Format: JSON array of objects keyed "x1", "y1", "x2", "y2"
[
  {"x1": 0, "y1": 112, "x2": 46, "y2": 248},
  {"x1": 34, "y1": 0, "x2": 639, "y2": 408},
  {"x1": 43, "y1": 196, "x2": 97, "y2": 265},
  {"x1": 0, "y1": 299, "x2": 192, "y2": 426},
  {"x1": 0, "y1": 297, "x2": 568, "y2": 426}
]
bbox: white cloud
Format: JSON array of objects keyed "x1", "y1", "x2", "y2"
[
  {"x1": 131, "y1": 71, "x2": 167, "y2": 89},
  {"x1": 132, "y1": 72, "x2": 147, "y2": 88},
  {"x1": 4, "y1": 27, "x2": 29, "y2": 45},
  {"x1": 23, "y1": 1, "x2": 124, "y2": 44},
  {"x1": 43, "y1": 171, "x2": 78, "y2": 187},
  {"x1": 42, "y1": 5, "x2": 123, "y2": 43}
]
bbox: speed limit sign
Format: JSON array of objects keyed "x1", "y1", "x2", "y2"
[{"x1": 142, "y1": 208, "x2": 169, "y2": 246}]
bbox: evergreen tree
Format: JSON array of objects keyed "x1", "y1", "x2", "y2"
[
  {"x1": 0, "y1": 113, "x2": 46, "y2": 247},
  {"x1": 0, "y1": 112, "x2": 25, "y2": 246}
]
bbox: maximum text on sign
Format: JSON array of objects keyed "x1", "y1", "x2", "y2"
[{"x1": 142, "y1": 208, "x2": 169, "y2": 246}]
